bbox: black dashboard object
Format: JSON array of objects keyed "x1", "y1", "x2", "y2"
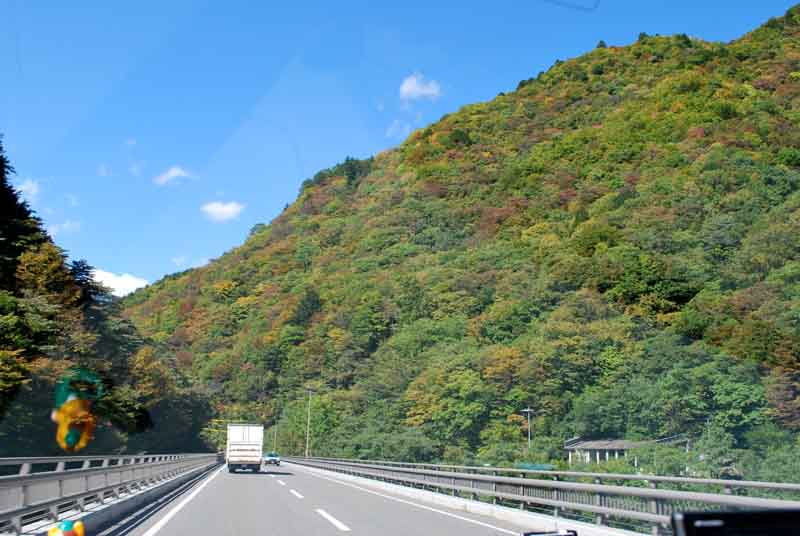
[{"x1": 672, "y1": 510, "x2": 800, "y2": 536}]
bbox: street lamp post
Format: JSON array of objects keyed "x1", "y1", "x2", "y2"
[
  {"x1": 305, "y1": 389, "x2": 314, "y2": 458},
  {"x1": 521, "y1": 408, "x2": 534, "y2": 451}
]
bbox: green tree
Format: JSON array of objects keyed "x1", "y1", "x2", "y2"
[{"x1": 693, "y1": 423, "x2": 739, "y2": 478}]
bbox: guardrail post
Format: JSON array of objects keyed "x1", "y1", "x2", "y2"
[
  {"x1": 11, "y1": 515, "x2": 22, "y2": 536},
  {"x1": 492, "y1": 471, "x2": 498, "y2": 504},
  {"x1": 19, "y1": 481, "x2": 28, "y2": 509},
  {"x1": 553, "y1": 475, "x2": 560, "y2": 505},
  {"x1": 52, "y1": 460, "x2": 66, "y2": 516},
  {"x1": 648, "y1": 481, "x2": 659, "y2": 536},
  {"x1": 83, "y1": 462, "x2": 91, "y2": 508},
  {"x1": 594, "y1": 477, "x2": 604, "y2": 525},
  {"x1": 519, "y1": 472, "x2": 526, "y2": 510}
]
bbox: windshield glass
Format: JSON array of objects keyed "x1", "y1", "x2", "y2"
[{"x1": 3, "y1": 2, "x2": 800, "y2": 535}]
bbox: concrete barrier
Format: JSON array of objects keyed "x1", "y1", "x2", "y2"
[
  {"x1": 29, "y1": 463, "x2": 219, "y2": 536},
  {"x1": 289, "y1": 462, "x2": 642, "y2": 536}
]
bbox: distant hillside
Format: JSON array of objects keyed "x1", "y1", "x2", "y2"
[{"x1": 124, "y1": 6, "x2": 800, "y2": 477}]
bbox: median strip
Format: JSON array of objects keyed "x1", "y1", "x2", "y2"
[{"x1": 316, "y1": 509, "x2": 351, "y2": 531}]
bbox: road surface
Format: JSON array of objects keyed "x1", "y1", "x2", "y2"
[{"x1": 103, "y1": 462, "x2": 536, "y2": 536}]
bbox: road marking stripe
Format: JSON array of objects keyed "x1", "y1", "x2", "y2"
[
  {"x1": 269, "y1": 474, "x2": 276, "y2": 478},
  {"x1": 277, "y1": 479, "x2": 286, "y2": 486},
  {"x1": 316, "y1": 509, "x2": 351, "y2": 531},
  {"x1": 290, "y1": 489, "x2": 304, "y2": 499},
  {"x1": 295, "y1": 465, "x2": 516, "y2": 535},
  {"x1": 140, "y1": 465, "x2": 225, "y2": 536}
]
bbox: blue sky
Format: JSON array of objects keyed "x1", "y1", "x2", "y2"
[{"x1": 1, "y1": 0, "x2": 795, "y2": 295}]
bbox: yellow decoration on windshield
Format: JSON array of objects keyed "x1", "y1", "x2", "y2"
[
  {"x1": 52, "y1": 398, "x2": 97, "y2": 452},
  {"x1": 51, "y1": 368, "x2": 103, "y2": 452}
]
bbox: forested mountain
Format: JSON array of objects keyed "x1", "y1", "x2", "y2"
[
  {"x1": 0, "y1": 138, "x2": 210, "y2": 456},
  {"x1": 124, "y1": 7, "x2": 800, "y2": 478}
]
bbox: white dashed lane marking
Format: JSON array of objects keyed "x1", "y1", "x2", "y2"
[
  {"x1": 294, "y1": 464, "x2": 517, "y2": 535},
  {"x1": 316, "y1": 509, "x2": 351, "y2": 532}
]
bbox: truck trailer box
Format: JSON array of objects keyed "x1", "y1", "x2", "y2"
[{"x1": 226, "y1": 423, "x2": 264, "y2": 473}]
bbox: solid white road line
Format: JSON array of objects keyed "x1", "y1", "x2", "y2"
[
  {"x1": 140, "y1": 465, "x2": 225, "y2": 536},
  {"x1": 269, "y1": 474, "x2": 276, "y2": 478},
  {"x1": 316, "y1": 509, "x2": 351, "y2": 531},
  {"x1": 290, "y1": 489, "x2": 304, "y2": 499},
  {"x1": 295, "y1": 465, "x2": 517, "y2": 536},
  {"x1": 277, "y1": 479, "x2": 286, "y2": 486}
]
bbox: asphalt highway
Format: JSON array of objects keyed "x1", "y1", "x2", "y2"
[{"x1": 110, "y1": 462, "x2": 535, "y2": 536}]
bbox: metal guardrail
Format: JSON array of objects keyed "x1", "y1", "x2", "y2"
[
  {"x1": 298, "y1": 456, "x2": 800, "y2": 495},
  {"x1": 288, "y1": 457, "x2": 800, "y2": 535},
  {"x1": 0, "y1": 453, "x2": 218, "y2": 535}
]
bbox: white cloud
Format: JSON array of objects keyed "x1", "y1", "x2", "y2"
[
  {"x1": 126, "y1": 138, "x2": 137, "y2": 147},
  {"x1": 92, "y1": 269, "x2": 148, "y2": 297},
  {"x1": 172, "y1": 256, "x2": 187, "y2": 267},
  {"x1": 201, "y1": 201, "x2": 244, "y2": 222},
  {"x1": 153, "y1": 165, "x2": 191, "y2": 186},
  {"x1": 66, "y1": 194, "x2": 79, "y2": 207},
  {"x1": 48, "y1": 219, "x2": 81, "y2": 237},
  {"x1": 16, "y1": 179, "x2": 40, "y2": 204},
  {"x1": 386, "y1": 119, "x2": 412, "y2": 139},
  {"x1": 399, "y1": 73, "x2": 442, "y2": 101},
  {"x1": 97, "y1": 164, "x2": 111, "y2": 177}
]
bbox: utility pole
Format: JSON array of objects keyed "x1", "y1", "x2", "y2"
[
  {"x1": 521, "y1": 408, "x2": 534, "y2": 451},
  {"x1": 273, "y1": 421, "x2": 278, "y2": 451},
  {"x1": 305, "y1": 389, "x2": 314, "y2": 458}
]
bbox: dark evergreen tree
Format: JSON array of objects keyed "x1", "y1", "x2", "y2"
[{"x1": 0, "y1": 137, "x2": 45, "y2": 292}]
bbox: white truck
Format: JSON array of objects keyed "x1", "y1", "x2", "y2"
[{"x1": 226, "y1": 423, "x2": 264, "y2": 473}]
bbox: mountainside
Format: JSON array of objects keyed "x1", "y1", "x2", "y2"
[{"x1": 124, "y1": 7, "x2": 800, "y2": 476}]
